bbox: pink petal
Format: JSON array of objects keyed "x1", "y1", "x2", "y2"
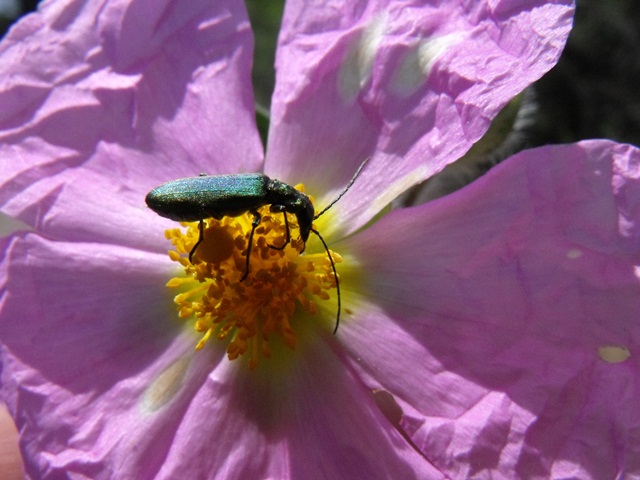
[
  {"x1": 0, "y1": 0, "x2": 263, "y2": 251},
  {"x1": 0, "y1": 234, "x2": 185, "y2": 389},
  {"x1": 156, "y1": 334, "x2": 442, "y2": 479},
  {"x1": 0, "y1": 233, "x2": 229, "y2": 477},
  {"x1": 266, "y1": 0, "x2": 574, "y2": 237},
  {"x1": 0, "y1": 233, "x2": 441, "y2": 478},
  {"x1": 338, "y1": 140, "x2": 640, "y2": 478}
]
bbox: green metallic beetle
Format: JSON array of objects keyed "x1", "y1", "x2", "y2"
[{"x1": 145, "y1": 160, "x2": 368, "y2": 333}]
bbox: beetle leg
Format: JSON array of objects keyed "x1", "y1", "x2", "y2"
[
  {"x1": 188, "y1": 218, "x2": 205, "y2": 264},
  {"x1": 241, "y1": 210, "x2": 261, "y2": 282},
  {"x1": 268, "y1": 205, "x2": 291, "y2": 250},
  {"x1": 268, "y1": 212, "x2": 290, "y2": 250}
]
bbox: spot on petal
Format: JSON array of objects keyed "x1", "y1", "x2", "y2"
[
  {"x1": 372, "y1": 389, "x2": 403, "y2": 428},
  {"x1": 391, "y1": 32, "x2": 466, "y2": 97},
  {"x1": 338, "y1": 14, "x2": 387, "y2": 102},
  {"x1": 566, "y1": 248, "x2": 583, "y2": 259},
  {"x1": 142, "y1": 357, "x2": 191, "y2": 412},
  {"x1": 598, "y1": 345, "x2": 631, "y2": 364}
]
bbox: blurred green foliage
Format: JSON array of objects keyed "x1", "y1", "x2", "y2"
[
  {"x1": 246, "y1": 0, "x2": 284, "y2": 146},
  {"x1": 246, "y1": 0, "x2": 284, "y2": 111}
]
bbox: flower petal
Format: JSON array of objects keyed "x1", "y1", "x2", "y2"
[
  {"x1": 338, "y1": 140, "x2": 640, "y2": 477},
  {"x1": 0, "y1": 233, "x2": 228, "y2": 477},
  {"x1": 0, "y1": 234, "x2": 440, "y2": 478},
  {"x1": 0, "y1": 233, "x2": 187, "y2": 389},
  {"x1": 155, "y1": 332, "x2": 442, "y2": 480},
  {"x1": 0, "y1": 0, "x2": 263, "y2": 251},
  {"x1": 266, "y1": 0, "x2": 574, "y2": 237}
]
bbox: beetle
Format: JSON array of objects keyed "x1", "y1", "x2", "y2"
[{"x1": 146, "y1": 160, "x2": 368, "y2": 334}]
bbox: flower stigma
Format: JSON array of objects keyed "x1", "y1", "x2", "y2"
[{"x1": 164, "y1": 194, "x2": 341, "y2": 370}]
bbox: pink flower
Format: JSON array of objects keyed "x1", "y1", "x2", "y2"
[{"x1": 6, "y1": 1, "x2": 635, "y2": 479}]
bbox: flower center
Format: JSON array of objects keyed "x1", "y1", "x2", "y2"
[{"x1": 164, "y1": 202, "x2": 340, "y2": 370}]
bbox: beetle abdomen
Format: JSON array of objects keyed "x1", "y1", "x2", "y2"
[{"x1": 145, "y1": 173, "x2": 270, "y2": 222}]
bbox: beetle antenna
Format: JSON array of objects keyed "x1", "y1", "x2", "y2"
[
  {"x1": 314, "y1": 158, "x2": 370, "y2": 220},
  {"x1": 310, "y1": 227, "x2": 341, "y2": 334}
]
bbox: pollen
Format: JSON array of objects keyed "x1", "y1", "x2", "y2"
[{"x1": 164, "y1": 205, "x2": 340, "y2": 370}]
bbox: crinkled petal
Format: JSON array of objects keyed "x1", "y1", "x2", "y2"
[
  {"x1": 0, "y1": 234, "x2": 441, "y2": 479},
  {"x1": 0, "y1": 233, "x2": 187, "y2": 393},
  {"x1": 0, "y1": 0, "x2": 262, "y2": 252},
  {"x1": 0, "y1": 233, "x2": 227, "y2": 478},
  {"x1": 157, "y1": 334, "x2": 442, "y2": 480},
  {"x1": 265, "y1": 0, "x2": 574, "y2": 237},
  {"x1": 338, "y1": 140, "x2": 640, "y2": 478}
]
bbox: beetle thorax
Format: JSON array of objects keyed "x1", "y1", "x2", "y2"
[{"x1": 266, "y1": 178, "x2": 314, "y2": 242}]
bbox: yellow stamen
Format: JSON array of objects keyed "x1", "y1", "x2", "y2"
[{"x1": 164, "y1": 202, "x2": 340, "y2": 370}]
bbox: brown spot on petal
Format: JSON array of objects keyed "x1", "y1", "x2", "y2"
[{"x1": 372, "y1": 389, "x2": 403, "y2": 428}]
